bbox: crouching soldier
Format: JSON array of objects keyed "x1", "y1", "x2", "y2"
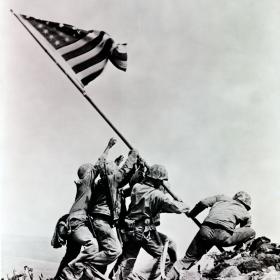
[
  {"x1": 114, "y1": 164, "x2": 190, "y2": 280},
  {"x1": 166, "y1": 191, "x2": 256, "y2": 280},
  {"x1": 54, "y1": 138, "x2": 116, "y2": 280}
]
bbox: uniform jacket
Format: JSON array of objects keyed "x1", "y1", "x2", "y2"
[
  {"x1": 189, "y1": 194, "x2": 252, "y2": 232},
  {"x1": 68, "y1": 164, "x2": 100, "y2": 221},
  {"x1": 127, "y1": 183, "x2": 189, "y2": 226},
  {"x1": 89, "y1": 150, "x2": 138, "y2": 222}
]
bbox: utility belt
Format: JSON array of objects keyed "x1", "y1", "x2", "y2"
[
  {"x1": 119, "y1": 218, "x2": 157, "y2": 243},
  {"x1": 88, "y1": 213, "x2": 115, "y2": 227},
  {"x1": 202, "y1": 221, "x2": 234, "y2": 234},
  {"x1": 124, "y1": 218, "x2": 157, "y2": 229}
]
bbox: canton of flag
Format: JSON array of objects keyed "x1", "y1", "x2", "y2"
[{"x1": 19, "y1": 14, "x2": 127, "y2": 87}]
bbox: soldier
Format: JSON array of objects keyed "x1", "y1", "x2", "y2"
[
  {"x1": 166, "y1": 191, "x2": 256, "y2": 280},
  {"x1": 55, "y1": 138, "x2": 116, "y2": 280},
  {"x1": 114, "y1": 164, "x2": 190, "y2": 280},
  {"x1": 84, "y1": 143, "x2": 139, "y2": 276}
]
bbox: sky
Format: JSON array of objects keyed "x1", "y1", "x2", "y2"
[{"x1": 1, "y1": 0, "x2": 280, "y2": 262}]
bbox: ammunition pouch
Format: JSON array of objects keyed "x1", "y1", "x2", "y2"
[
  {"x1": 124, "y1": 218, "x2": 136, "y2": 229},
  {"x1": 57, "y1": 220, "x2": 70, "y2": 238},
  {"x1": 51, "y1": 214, "x2": 70, "y2": 249},
  {"x1": 120, "y1": 218, "x2": 158, "y2": 243}
]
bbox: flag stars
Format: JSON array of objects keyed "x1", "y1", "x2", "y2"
[
  {"x1": 43, "y1": 29, "x2": 49, "y2": 34},
  {"x1": 49, "y1": 34, "x2": 54, "y2": 40},
  {"x1": 54, "y1": 40, "x2": 60, "y2": 46},
  {"x1": 37, "y1": 24, "x2": 43, "y2": 29},
  {"x1": 59, "y1": 23, "x2": 64, "y2": 28}
]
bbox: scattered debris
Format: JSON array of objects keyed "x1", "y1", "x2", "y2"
[{"x1": 2, "y1": 236, "x2": 280, "y2": 280}]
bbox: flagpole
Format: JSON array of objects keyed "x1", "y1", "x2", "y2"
[
  {"x1": 10, "y1": 9, "x2": 85, "y2": 95},
  {"x1": 83, "y1": 95, "x2": 133, "y2": 149},
  {"x1": 11, "y1": 10, "x2": 218, "y2": 239},
  {"x1": 10, "y1": 9, "x2": 133, "y2": 150}
]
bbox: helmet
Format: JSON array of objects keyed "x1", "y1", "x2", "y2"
[
  {"x1": 147, "y1": 164, "x2": 168, "y2": 181},
  {"x1": 77, "y1": 163, "x2": 95, "y2": 179},
  {"x1": 233, "y1": 191, "x2": 251, "y2": 210}
]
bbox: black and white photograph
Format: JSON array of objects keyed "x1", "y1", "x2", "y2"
[{"x1": 1, "y1": 1, "x2": 280, "y2": 279}]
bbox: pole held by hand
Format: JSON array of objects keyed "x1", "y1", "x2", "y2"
[{"x1": 162, "y1": 181, "x2": 225, "y2": 253}]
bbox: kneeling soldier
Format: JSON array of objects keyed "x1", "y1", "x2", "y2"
[{"x1": 167, "y1": 191, "x2": 256, "y2": 280}]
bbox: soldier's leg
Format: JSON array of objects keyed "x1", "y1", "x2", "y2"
[
  {"x1": 140, "y1": 229, "x2": 167, "y2": 279},
  {"x1": 166, "y1": 226, "x2": 213, "y2": 280},
  {"x1": 55, "y1": 239, "x2": 81, "y2": 278},
  {"x1": 114, "y1": 240, "x2": 141, "y2": 280},
  {"x1": 157, "y1": 232, "x2": 177, "y2": 273},
  {"x1": 86, "y1": 217, "x2": 122, "y2": 270},
  {"x1": 222, "y1": 227, "x2": 256, "y2": 247},
  {"x1": 57, "y1": 224, "x2": 98, "y2": 280}
]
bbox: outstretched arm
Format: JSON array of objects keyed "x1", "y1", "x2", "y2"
[
  {"x1": 115, "y1": 149, "x2": 139, "y2": 187},
  {"x1": 188, "y1": 194, "x2": 231, "y2": 218},
  {"x1": 98, "y1": 137, "x2": 117, "y2": 163}
]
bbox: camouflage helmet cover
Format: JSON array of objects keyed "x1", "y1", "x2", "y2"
[
  {"x1": 77, "y1": 163, "x2": 95, "y2": 179},
  {"x1": 147, "y1": 164, "x2": 168, "y2": 181},
  {"x1": 233, "y1": 191, "x2": 252, "y2": 210}
]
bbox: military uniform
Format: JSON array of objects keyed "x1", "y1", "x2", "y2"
[
  {"x1": 86, "y1": 149, "x2": 139, "y2": 273},
  {"x1": 55, "y1": 163, "x2": 100, "y2": 280},
  {"x1": 115, "y1": 181, "x2": 189, "y2": 280},
  {"x1": 55, "y1": 138, "x2": 116, "y2": 280},
  {"x1": 167, "y1": 193, "x2": 256, "y2": 280}
]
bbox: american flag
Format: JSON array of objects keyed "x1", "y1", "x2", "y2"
[{"x1": 18, "y1": 14, "x2": 127, "y2": 87}]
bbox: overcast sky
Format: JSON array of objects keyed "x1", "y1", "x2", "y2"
[{"x1": 1, "y1": 0, "x2": 280, "y2": 260}]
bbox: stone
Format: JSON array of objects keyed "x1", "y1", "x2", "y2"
[
  {"x1": 219, "y1": 265, "x2": 241, "y2": 278},
  {"x1": 262, "y1": 270, "x2": 280, "y2": 280},
  {"x1": 179, "y1": 270, "x2": 202, "y2": 280},
  {"x1": 267, "y1": 266, "x2": 276, "y2": 272},
  {"x1": 257, "y1": 253, "x2": 280, "y2": 270},
  {"x1": 196, "y1": 254, "x2": 215, "y2": 274},
  {"x1": 237, "y1": 258, "x2": 264, "y2": 273}
]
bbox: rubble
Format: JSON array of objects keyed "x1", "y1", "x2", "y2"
[
  {"x1": 2, "y1": 237, "x2": 279, "y2": 280},
  {"x1": 192, "y1": 236, "x2": 280, "y2": 280},
  {"x1": 219, "y1": 266, "x2": 241, "y2": 278}
]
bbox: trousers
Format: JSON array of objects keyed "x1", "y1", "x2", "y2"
[
  {"x1": 85, "y1": 216, "x2": 122, "y2": 274},
  {"x1": 114, "y1": 227, "x2": 177, "y2": 280},
  {"x1": 166, "y1": 224, "x2": 256, "y2": 280},
  {"x1": 55, "y1": 220, "x2": 98, "y2": 280}
]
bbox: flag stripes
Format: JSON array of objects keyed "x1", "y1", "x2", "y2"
[
  {"x1": 19, "y1": 14, "x2": 127, "y2": 87},
  {"x1": 72, "y1": 39, "x2": 113, "y2": 73},
  {"x1": 62, "y1": 32, "x2": 106, "y2": 60}
]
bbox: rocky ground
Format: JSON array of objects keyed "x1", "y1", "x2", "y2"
[
  {"x1": 3, "y1": 236, "x2": 279, "y2": 280},
  {"x1": 178, "y1": 236, "x2": 280, "y2": 280}
]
